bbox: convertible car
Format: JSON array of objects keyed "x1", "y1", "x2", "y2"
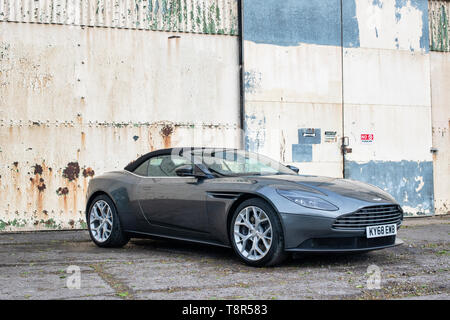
[{"x1": 85, "y1": 147, "x2": 403, "y2": 266}]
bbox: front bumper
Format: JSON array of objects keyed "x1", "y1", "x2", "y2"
[{"x1": 281, "y1": 213, "x2": 403, "y2": 253}]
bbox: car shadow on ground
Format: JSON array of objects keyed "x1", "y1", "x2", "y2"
[{"x1": 128, "y1": 238, "x2": 387, "y2": 268}]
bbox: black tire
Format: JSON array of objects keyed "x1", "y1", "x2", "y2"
[
  {"x1": 87, "y1": 194, "x2": 129, "y2": 248},
  {"x1": 229, "y1": 198, "x2": 287, "y2": 267}
]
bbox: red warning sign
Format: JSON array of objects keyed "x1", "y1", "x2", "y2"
[{"x1": 361, "y1": 134, "x2": 374, "y2": 143}]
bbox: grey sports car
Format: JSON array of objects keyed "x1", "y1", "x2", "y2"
[{"x1": 85, "y1": 147, "x2": 403, "y2": 267}]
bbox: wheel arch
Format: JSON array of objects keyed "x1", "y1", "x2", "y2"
[
  {"x1": 226, "y1": 192, "x2": 286, "y2": 245},
  {"x1": 85, "y1": 190, "x2": 118, "y2": 221}
]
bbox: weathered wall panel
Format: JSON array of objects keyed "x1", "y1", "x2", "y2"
[
  {"x1": 0, "y1": 123, "x2": 239, "y2": 231},
  {"x1": 354, "y1": 0, "x2": 429, "y2": 52},
  {"x1": 0, "y1": 23, "x2": 240, "y2": 124},
  {"x1": 243, "y1": 0, "x2": 344, "y2": 179},
  {"x1": 429, "y1": 0, "x2": 450, "y2": 52},
  {"x1": 430, "y1": 51, "x2": 450, "y2": 214},
  {"x1": 245, "y1": 101, "x2": 344, "y2": 178},
  {"x1": 0, "y1": 1, "x2": 240, "y2": 231},
  {"x1": 343, "y1": 0, "x2": 434, "y2": 216},
  {"x1": 244, "y1": 0, "x2": 435, "y2": 216},
  {"x1": 0, "y1": 0, "x2": 238, "y2": 35}
]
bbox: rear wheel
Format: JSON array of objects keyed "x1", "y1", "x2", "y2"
[
  {"x1": 230, "y1": 198, "x2": 287, "y2": 267},
  {"x1": 87, "y1": 195, "x2": 129, "y2": 248}
]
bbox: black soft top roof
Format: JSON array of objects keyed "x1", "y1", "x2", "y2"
[
  {"x1": 124, "y1": 147, "x2": 238, "y2": 172},
  {"x1": 124, "y1": 148, "x2": 175, "y2": 172}
]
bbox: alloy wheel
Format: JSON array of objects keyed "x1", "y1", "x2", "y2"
[
  {"x1": 89, "y1": 200, "x2": 113, "y2": 243},
  {"x1": 233, "y1": 206, "x2": 273, "y2": 261}
]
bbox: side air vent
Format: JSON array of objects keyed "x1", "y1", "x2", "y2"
[{"x1": 207, "y1": 192, "x2": 241, "y2": 200}]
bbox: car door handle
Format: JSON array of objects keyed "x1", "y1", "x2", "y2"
[{"x1": 143, "y1": 186, "x2": 152, "y2": 191}]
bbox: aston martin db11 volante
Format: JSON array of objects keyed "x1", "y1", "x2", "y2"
[{"x1": 86, "y1": 148, "x2": 403, "y2": 266}]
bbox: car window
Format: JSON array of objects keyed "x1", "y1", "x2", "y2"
[
  {"x1": 133, "y1": 160, "x2": 149, "y2": 176},
  {"x1": 147, "y1": 155, "x2": 193, "y2": 177},
  {"x1": 189, "y1": 149, "x2": 296, "y2": 176},
  {"x1": 149, "y1": 157, "x2": 163, "y2": 166}
]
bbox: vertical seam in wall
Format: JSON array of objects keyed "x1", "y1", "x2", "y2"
[
  {"x1": 429, "y1": 51, "x2": 436, "y2": 215},
  {"x1": 238, "y1": 0, "x2": 245, "y2": 149},
  {"x1": 340, "y1": 0, "x2": 346, "y2": 178},
  {"x1": 428, "y1": 1, "x2": 436, "y2": 215}
]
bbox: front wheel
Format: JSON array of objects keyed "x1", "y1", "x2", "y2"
[
  {"x1": 87, "y1": 195, "x2": 129, "y2": 248},
  {"x1": 230, "y1": 198, "x2": 287, "y2": 267}
]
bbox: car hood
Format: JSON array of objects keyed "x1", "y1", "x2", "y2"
[{"x1": 256, "y1": 174, "x2": 396, "y2": 204}]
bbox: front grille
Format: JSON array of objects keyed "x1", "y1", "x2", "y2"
[{"x1": 332, "y1": 205, "x2": 403, "y2": 231}]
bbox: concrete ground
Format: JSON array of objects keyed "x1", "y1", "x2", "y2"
[{"x1": 0, "y1": 216, "x2": 448, "y2": 300}]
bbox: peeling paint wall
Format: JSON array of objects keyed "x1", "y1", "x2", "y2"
[
  {"x1": 243, "y1": 0, "x2": 436, "y2": 216},
  {"x1": 0, "y1": 0, "x2": 238, "y2": 35},
  {"x1": 354, "y1": 0, "x2": 429, "y2": 51},
  {"x1": 343, "y1": 0, "x2": 433, "y2": 216},
  {"x1": 429, "y1": 0, "x2": 450, "y2": 52},
  {"x1": 0, "y1": 0, "x2": 240, "y2": 231},
  {"x1": 243, "y1": 0, "x2": 345, "y2": 179}
]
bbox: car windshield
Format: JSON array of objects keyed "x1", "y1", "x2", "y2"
[{"x1": 189, "y1": 149, "x2": 297, "y2": 177}]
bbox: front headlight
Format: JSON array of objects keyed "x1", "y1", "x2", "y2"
[{"x1": 277, "y1": 189, "x2": 339, "y2": 211}]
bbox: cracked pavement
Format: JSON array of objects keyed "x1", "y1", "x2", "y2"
[{"x1": 0, "y1": 216, "x2": 448, "y2": 300}]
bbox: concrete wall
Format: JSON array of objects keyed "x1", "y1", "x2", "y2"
[
  {"x1": 0, "y1": 0, "x2": 240, "y2": 231},
  {"x1": 243, "y1": 0, "x2": 436, "y2": 216}
]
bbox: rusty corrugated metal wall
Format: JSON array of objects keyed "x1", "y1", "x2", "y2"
[
  {"x1": 0, "y1": 0, "x2": 238, "y2": 34},
  {"x1": 0, "y1": 0, "x2": 240, "y2": 231},
  {"x1": 429, "y1": 0, "x2": 450, "y2": 52}
]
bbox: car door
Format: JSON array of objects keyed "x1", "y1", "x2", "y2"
[{"x1": 136, "y1": 155, "x2": 209, "y2": 235}]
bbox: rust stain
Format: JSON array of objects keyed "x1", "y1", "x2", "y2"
[
  {"x1": 62, "y1": 162, "x2": 80, "y2": 181},
  {"x1": 32, "y1": 164, "x2": 43, "y2": 175},
  {"x1": 148, "y1": 130, "x2": 155, "y2": 151},
  {"x1": 29, "y1": 163, "x2": 47, "y2": 214},
  {"x1": 82, "y1": 167, "x2": 95, "y2": 178},
  {"x1": 160, "y1": 125, "x2": 174, "y2": 148},
  {"x1": 37, "y1": 178, "x2": 46, "y2": 192},
  {"x1": 56, "y1": 187, "x2": 69, "y2": 196},
  {"x1": 70, "y1": 181, "x2": 78, "y2": 214},
  {"x1": 81, "y1": 131, "x2": 86, "y2": 149},
  {"x1": 56, "y1": 187, "x2": 69, "y2": 213}
]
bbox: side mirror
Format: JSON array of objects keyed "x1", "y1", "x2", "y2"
[
  {"x1": 175, "y1": 165, "x2": 207, "y2": 178},
  {"x1": 175, "y1": 165, "x2": 195, "y2": 177},
  {"x1": 286, "y1": 165, "x2": 300, "y2": 174}
]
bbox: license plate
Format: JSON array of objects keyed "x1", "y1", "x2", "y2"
[{"x1": 366, "y1": 224, "x2": 397, "y2": 238}]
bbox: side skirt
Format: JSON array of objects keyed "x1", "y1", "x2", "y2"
[{"x1": 124, "y1": 230, "x2": 232, "y2": 249}]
